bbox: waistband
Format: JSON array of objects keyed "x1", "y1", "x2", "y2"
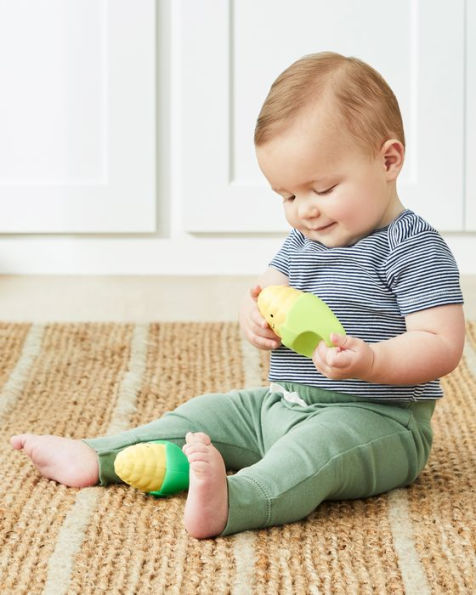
[{"x1": 275, "y1": 382, "x2": 436, "y2": 423}]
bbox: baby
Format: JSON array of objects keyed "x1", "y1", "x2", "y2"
[{"x1": 11, "y1": 52, "x2": 465, "y2": 539}]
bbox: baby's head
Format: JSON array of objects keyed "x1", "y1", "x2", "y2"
[
  {"x1": 255, "y1": 51, "x2": 405, "y2": 156},
  {"x1": 255, "y1": 52, "x2": 406, "y2": 247}
]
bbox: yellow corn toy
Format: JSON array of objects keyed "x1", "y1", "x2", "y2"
[
  {"x1": 114, "y1": 440, "x2": 189, "y2": 497},
  {"x1": 257, "y1": 285, "x2": 345, "y2": 358}
]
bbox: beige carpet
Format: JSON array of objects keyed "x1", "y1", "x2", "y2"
[{"x1": 0, "y1": 322, "x2": 474, "y2": 594}]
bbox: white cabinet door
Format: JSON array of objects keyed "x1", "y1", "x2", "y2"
[
  {"x1": 179, "y1": 0, "x2": 465, "y2": 232},
  {"x1": 0, "y1": 0, "x2": 156, "y2": 233},
  {"x1": 467, "y1": 0, "x2": 476, "y2": 231}
]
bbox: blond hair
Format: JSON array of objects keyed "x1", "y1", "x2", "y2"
[{"x1": 254, "y1": 52, "x2": 405, "y2": 156}]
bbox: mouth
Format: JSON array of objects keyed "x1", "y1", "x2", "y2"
[{"x1": 310, "y1": 222, "x2": 336, "y2": 233}]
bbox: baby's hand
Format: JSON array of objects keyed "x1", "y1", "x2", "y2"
[
  {"x1": 312, "y1": 333, "x2": 374, "y2": 381},
  {"x1": 239, "y1": 285, "x2": 282, "y2": 350}
]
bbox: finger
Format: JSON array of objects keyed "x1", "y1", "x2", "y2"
[
  {"x1": 260, "y1": 336, "x2": 281, "y2": 350},
  {"x1": 313, "y1": 343, "x2": 346, "y2": 375},
  {"x1": 313, "y1": 359, "x2": 332, "y2": 378},
  {"x1": 258, "y1": 324, "x2": 282, "y2": 343},
  {"x1": 330, "y1": 333, "x2": 353, "y2": 349},
  {"x1": 250, "y1": 308, "x2": 269, "y2": 330},
  {"x1": 248, "y1": 299, "x2": 268, "y2": 328},
  {"x1": 250, "y1": 285, "x2": 262, "y2": 300},
  {"x1": 315, "y1": 340, "x2": 329, "y2": 362},
  {"x1": 253, "y1": 334, "x2": 281, "y2": 350},
  {"x1": 312, "y1": 351, "x2": 344, "y2": 379},
  {"x1": 312, "y1": 347, "x2": 326, "y2": 372},
  {"x1": 258, "y1": 330, "x2": 281, "y2": 343},
  {"x1": 325, "y1": 348, "x2": 339, "y2": 367},
  {"x1": 327, "y1": 349, "x2": 353, "y2": 369},
  {"x1": 247, "y1": 318, "x2": 272, "y2": 340}
]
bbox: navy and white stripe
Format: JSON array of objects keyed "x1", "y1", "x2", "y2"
[{"x1": 269, "y1": 209, "x2": 464, "y2": 401}]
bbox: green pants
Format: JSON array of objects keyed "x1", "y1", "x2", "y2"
[{"x1": 84, "y1": 383, "x2": 435, "y2": 536}]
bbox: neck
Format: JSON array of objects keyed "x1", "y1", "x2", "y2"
[{"x1": 380, "y1": 188, "x2": 405, "y2": 227}]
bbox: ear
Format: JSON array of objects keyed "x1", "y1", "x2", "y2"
[{"x1": 380, "y1": 139, "x2": 405, "y2": 181}]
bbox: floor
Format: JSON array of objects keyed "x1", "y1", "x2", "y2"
[
  {"x1": 0, "y1": 275, "x2": 256, "y2": 322},
  {"x1": 0, "y1": 275, "x2": 475, "y2": 321}
]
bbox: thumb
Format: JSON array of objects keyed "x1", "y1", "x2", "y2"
[{"x1": 250, "y1": 285, "x2": 262, "y2": 301}]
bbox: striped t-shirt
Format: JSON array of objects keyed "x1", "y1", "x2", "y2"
[{"x1": 268, "y1": 209, "x2": 464, "y2": 401}]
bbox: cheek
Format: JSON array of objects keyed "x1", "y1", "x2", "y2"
[
  {"x1": 283, "y1": 203, "x2": 296, "y2": 222},
  {"x1": 328, "y1": 185, "x2": 373, "y2": 221},
  {"x1": 324, "y1": 196, "x2": 353, "y2": 222}
]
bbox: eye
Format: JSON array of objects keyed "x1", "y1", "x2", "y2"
[
  {"x1": 314, "y1": 185, "x2": 336, "y2": 196},
  {"x1": 283, "y1": 195, "x2": 295, "y2": 203}
]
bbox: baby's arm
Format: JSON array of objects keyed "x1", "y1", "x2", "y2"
[
  {"x1": 313, "y1": 303, "x2": 465, "y2": 384},
  {"x1": 239, "y1": 267, "x2": 289, "y2": 350}
]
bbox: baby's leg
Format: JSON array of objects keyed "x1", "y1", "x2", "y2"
[
  {"x1": 83, "y1": 388, "x2": 267, "y2": 486},
  {"x1": 11, "y1": 388, "x2": 269, "y2": 537},
  {"x1": 221, "y1": 400, "x2": 432, "y2": 536},
  {"x1": 10, "y1": 429, "x2": 229, "y2": 537}
]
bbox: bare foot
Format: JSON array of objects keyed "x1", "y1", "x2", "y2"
[
  {"x1": 182, "y1": 432, "x2": 228, "y2": 539},
  {"x1": 10, "y1": 434, "x2": 99, "y2": 488}
]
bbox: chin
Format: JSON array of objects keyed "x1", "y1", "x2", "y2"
[
  {"x1": 316, "y1": 233, "x2": 362, "y2": 248},
  {"x1": 303, "y1": 229, "x2": 349, "y2": 247},
  {"x1": 321, "y1": 238, "x2": 350, "y2": 248}
]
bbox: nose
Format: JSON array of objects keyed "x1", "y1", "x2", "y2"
[{"x1": 297, "y1": 196, "x2": 320, "y2": 219}]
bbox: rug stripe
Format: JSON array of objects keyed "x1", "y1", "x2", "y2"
[
  {"x1": 387, "y1": 489, "x2": 431, "y2": 594},
  {"x1": 239, "y1": 337, "x2": 264, "y2": 387},
  {"x1": 463, "y1": 334, "x2": 476, "y2": 375},
  {"x1": 43, "y1": 324, "x2": 149, "y2": 595},
  {"x1": 404, "y1": 329, "x2": 476, "y2": 591},
  {"x1": 0, "y1": 324, "x2": 45, "y2": 419},
  {"x1": 230, "y1": 339, "x2": 262, "y2": 595},
  {"x1": 383, "y1": 341, "x2": 476, "y2": 592},
  {"x1": 105, "y1": 324, "x2": 150, "y2": 435}
]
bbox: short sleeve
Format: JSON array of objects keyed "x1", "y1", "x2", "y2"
[
  {"x1": 385, "y1": 227, "x2": 464, "y2": 316},
  {"x1": 269, "y1": 228, "x2": 304, "y2": 276}
]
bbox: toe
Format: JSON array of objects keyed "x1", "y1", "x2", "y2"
[
  {"x1": 186, "y1": 432, "x2": 211, "y2": 446},
  {"x1": 186, "y1": 448, "x2": 210, "y2": 463},
  {"x1": 10, "y1": 434, "x2": 29, "y2": 450},
  {"x1": 183, "y1": 441, "x2": 209, "y2": 459}
]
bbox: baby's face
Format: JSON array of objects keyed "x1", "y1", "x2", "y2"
[{"x1": 256, "y1": 108, "x2": 402, "y2": 247}]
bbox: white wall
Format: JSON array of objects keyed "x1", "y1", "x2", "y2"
[{"x1": 0, "y1": 0, "x2": 475, "y2": 276}]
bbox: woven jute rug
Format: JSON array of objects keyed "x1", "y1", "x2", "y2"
[{"x1": 0, "y1": 321, "x2": 474, "y2": 594}]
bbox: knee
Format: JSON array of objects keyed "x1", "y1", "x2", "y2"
[{"x1": 163, "y1": 392, "x2": 220, "y2": 426}]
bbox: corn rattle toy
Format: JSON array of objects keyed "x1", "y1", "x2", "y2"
[
  {"x1": 257, "y1": 285, "x2": 345, "y2": 358},
  {"x1": 114, "y1": 440, "x2": 189, "y2": 497}
]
